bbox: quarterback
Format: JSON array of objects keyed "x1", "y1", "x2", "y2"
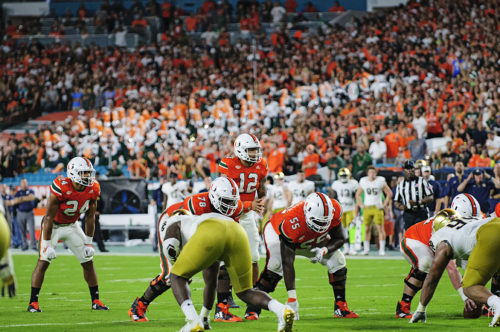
[
  {"x1": 246, "y1": 192, "x2": 358, "y2": 320},
  {"x1": 28, "y1": 157, "x2": 108, "y2": 312}
]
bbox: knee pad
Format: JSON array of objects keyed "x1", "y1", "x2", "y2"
[
  {"x1": 218, "y1": 265, "x2": 230, "y2": 281},
  {"x1": 150, "y1": 275, "x2": 170, "y2": 294},
  {"x1": 404, "y1": 268, "x2": 426, "y2": 292},
  {"x1": 256, "y1": 269, "x2": 282, "y2": 293},
  {"x1": 329, "y1": 267, "x2": 347, "y2": 287}
]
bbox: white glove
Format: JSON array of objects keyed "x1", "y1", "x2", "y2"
[
  {"x1": 83, "y1": 245, "x2": 95, "y2": 259},
  {"x1": 309, "y1": 247, "x2": 328, "y2": 263},
  {"x1": 287, "y1": 298, "x2": 299, "y2": 320},
  {"x1": 41, "y1": 240, "x2": 56, "y2": 260},
  {"x1": 409, "y1": 303, "x2": 427, "y2": 323}
]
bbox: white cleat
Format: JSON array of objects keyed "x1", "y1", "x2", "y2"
[
  {"x1": 278, "y1": 306, "x2": 295, "y2": 332},
  {"x1": 178, "y1": 319, "x2": 205, "y2": 332},
  {"x1": 490, "y1": 308, "x2": 500, "y2": 327}
]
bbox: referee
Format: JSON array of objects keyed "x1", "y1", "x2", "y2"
[{"x1": 394, "y1": 160, "x2": 434, "y2": 230}]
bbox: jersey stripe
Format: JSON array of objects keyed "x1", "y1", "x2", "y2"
[
  {"x1": 83, "y1": 157, "x2": 92, "y2": 167},
  {"x1": 219, "y1": 161, "x2": 228, "y2": 169},
  {"x1": 188, "y1": 198, "x2": 196, "y2": 214},
  {"x1": 51, "y1": 183, "x2": 62, "y2": 196},
  {"x1": 463, "y1": 193, "x2": 477, "y2": 217},
  {"x1": 228, "y1": 178, "x2": 237, "y2": 196}
]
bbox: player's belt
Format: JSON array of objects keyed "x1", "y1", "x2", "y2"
[{"x1": 53, "y1": 220, "x2": 73, "y2": 226}]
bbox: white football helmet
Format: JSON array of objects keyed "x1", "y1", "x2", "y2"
[
  {"x1": 303, "y1": 192, "x2": 334, "y2": 233},
  {"x1": 450, "y1": 193, "x2": 481, "y2": 219},
  {"x1": 209, "y1": 177, "x2": 240, "y2": 216},
  {"x1": 67, "y1": 157, "x2": 96, "y2": 187},
  {"x1": 234, "y1": 133, "x2": 262, "y2": 164}
]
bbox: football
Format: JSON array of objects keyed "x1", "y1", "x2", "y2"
[{"x1": 463, "y1": 302, "x2": 482, "y2": 319}]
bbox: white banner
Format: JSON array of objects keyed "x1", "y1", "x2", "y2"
[{"x1": 3, "y1": 2, "x2": 50, "y2": 16}]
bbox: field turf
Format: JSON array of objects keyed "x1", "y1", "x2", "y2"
[{"x1": 0, "y1": 253, "x2": 493, "y2": 331}]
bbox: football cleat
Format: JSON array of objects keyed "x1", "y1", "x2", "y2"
[
  {"x1": 244, "y1": 311, "x2": 259, "y2": 320},
  {"x1": 227, "y1": 293, "x2": 240, "y2": 309},
  {"x1": 277, "y1": 306, "x2": 295, "y2": 332},
  {"x1": 27, "y1": 302, "x2": 42, "y2": 312},
  {"x1": 128, "y1": 297, "x2": 148, "y2": 322},
  {"x1": 202, "y1": 316, "x2": 211, "y2": 330},
  {"x1": 92, "y1": 299, "x2": 109, "y2": 310},
  {"x1": 395, "y1": 300, "x2": 413, "y2": 319},
  {"x1": 334, "y1": 301, "x2": 359, "y2": 318},
  {"x1": 214, "y1": 302, "x2": 242, "y2": 322},
  {"x1": 178, "y1": 319, "x2": 204, "y2": 332},
  {"x1": 482, "y1": 304, "x2": 493, "y2": 317},
  {"x1": 490, "y1": 309, "x2": 500, "y2": 327}
]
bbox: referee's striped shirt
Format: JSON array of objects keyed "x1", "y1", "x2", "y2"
[{"x1": 394, "y1": 176, "x2": 434, "y2": 211}]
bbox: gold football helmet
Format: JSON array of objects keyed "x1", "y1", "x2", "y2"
[
  {"x1": 432, "y1": 209, "x2": 461, "y2": 233},
  {"x1": 338, "y1": 168, "x2": 351, "y2": 183}
]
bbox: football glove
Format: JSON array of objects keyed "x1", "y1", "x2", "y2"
[
  {"x1": 310, "y1": 247, "x2": 328, "y2": 263},
  {"x1": 83, "y1": 245, "x2": 95, "y2": 259},
  {"x1": 1, "y1": 276, "x2": 16, "y2": 298},
  {"x1": 45, "y1": 245, "x2": 57, "y2": 260},
  {"x1": 287, "y1": 298, "x2": 299, "y2": 320}
]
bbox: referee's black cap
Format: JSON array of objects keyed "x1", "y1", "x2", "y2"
[{"x1": 403, "y1": 160, "x2": 415, "y2": 169}]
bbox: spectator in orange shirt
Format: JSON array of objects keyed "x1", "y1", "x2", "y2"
[
  {"x1": 302, "y1": 144, "x2": 320, "y2": 180},
  {"x1": 329, "y1": 1, "x2": 345, "y2": 12},
  {"x1": 185, "y1": 13, "x2": 198, "y2": 32},
  {"x1": 268, "y1": 142, "x2": 285, "y2": 173},
  {"x1": 305, "y1": 1, "x2": 317, "y2": 12}
]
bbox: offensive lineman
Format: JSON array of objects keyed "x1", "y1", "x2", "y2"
[
  {"x1": 410, "y1": 210, "x2": 496, "y2": 325},
  {"x1": 245, "y1": 192, "x2": 358, "y2": 320},
  {"x1": 331, "y1": 168, "x2": 359, "y2": 255},
  {"x1": 128, "y1": 177, "x2": 246, "y2": 324},
  {"x1": 28, "y1": 157, "x2": 108, "y2": 312},
  {"x1": 162, "y1": 211, "x2": 295, "y2": 332}
]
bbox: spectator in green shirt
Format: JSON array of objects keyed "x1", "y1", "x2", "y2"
[
  {"x1": 327, "y1": 148, "x2": 345, "y2": 183},
  {"x1": 352, "y1": 144, "x2": 372, "y2": 177},
  {"x1": 107, "y1": 160, "x2": 124, "y2": 177}
]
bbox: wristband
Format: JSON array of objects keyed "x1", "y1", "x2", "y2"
[
  {"x1": 287, "y1": 289, "x2": 296, "y2": 299},
  {"x1": 457, "y1": 287, "x2": 468, "y2": 302},
  {"x1": 244, "y1": 201, "x2": 252, "y2": 212},
  {"x1": 84, "y1": 236, "x2": 93, "y2": 245},
  {"x1": 416, "y1": 303, "x2": 427, "y2": 313}
]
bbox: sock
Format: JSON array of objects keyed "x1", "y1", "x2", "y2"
[
  {"x1": 268, "y1": 299, "x2": 285, "y2": 315},
  {"x1": 181, "y1": 299, "x2": 199, "y2": 321},
  {"x1": 89, "y1": 286, "x2": 99, "y2": 302},
  {"x1": 139, "y1": 296, "x2": 150, "y2": 306},
  {"x1": 30, "y1": 287, "x2": 40, "y2": 303},
  {"x1": 364, "y1": 241, "x2": 370, "y2": 252},
  {"x1": 402, "y1": 293, "x2": 414, "y2": 303},
  {"x1": 217, "y1": 292, "x2": 230, "y2": 304},
  {"x1": 334, "y1": 288, "x2": 346, "y2": 302},
  {"x1": 379, "y1": 241, "x2": 385, "y2": 251},
  {"x1": 200, "y1": 306, "x2": 211, "y2": 319}
]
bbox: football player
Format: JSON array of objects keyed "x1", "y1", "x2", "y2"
[
  {"x1": 396, "y1": 195, "x2": 481, "y2": 319},
  {"x1": 218, "y1": 133, "x2": 267, "y2": 316},
  {"x1": 410, "y1": 210, "x2": 496, "y2": 325},
  {"x1": 162, "y1": 172, "x2": 187, "y2": 210},
  {"x1": 267, "y1": 172, "x2": 292, "y2": 216},
  {"x1": 245, "y1": 193, "x2": 358, "y2": 320},
  {"x1": 158, "y1": 210, "x2": 295, "y2": 332},
  {"x1": 128, "y1": 177, "x2": 248, "y2": 323},
  {"x1": 356, "y1": 165, "x2": 393, "y2": 256},
  {"x1": 331, "y1": 168, "x2": 359, "y2": 255},
  {"x1": 28, "y1": 157, "x2": 108, "y2": 312},
  {"x1": 287, "y1": 169, "x2": 315, "y2": 205}
]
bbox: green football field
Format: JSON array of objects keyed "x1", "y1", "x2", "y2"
[{"x1": 0, "y1": 253, "x2": 493, "y2": 331}]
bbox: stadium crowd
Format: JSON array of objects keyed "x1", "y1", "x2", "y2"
[{"x1": 0, "y1": 0, "x2": 499, "y2": 185}]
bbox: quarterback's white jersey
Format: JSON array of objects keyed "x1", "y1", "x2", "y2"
[
  {"x1": 267, "y1": 183, "x2": 288, "y2": 210},
  {"x1": 161, "y1": 181, "x2": 188, "y2": 208},
  {"x1": 331, "y1": 179, "x2": 359, "y2": 212},
  {"x1": 359, "y1": 176, "x2": 386, "y2": 209},
  {"x1": 159, "y1": 212, "x2": 234, "y2": 247},
  {"x1": 288, "y1": 180, "x2": 315, "y2": 205},
  {"x1": 429, "y1": 217, "x2": 492, "y2": 268}
]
